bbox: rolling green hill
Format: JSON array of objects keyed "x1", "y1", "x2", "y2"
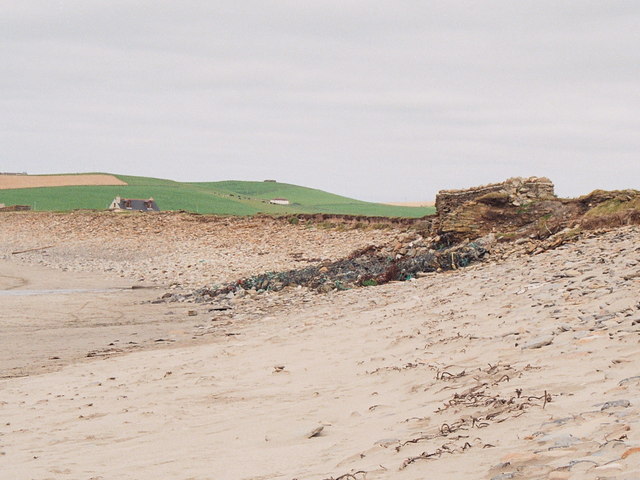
[{"x1": 0, "y1": 174, "x2": 435, "y2": 218}]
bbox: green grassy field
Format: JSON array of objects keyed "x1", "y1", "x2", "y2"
[{"x1": 0, "y1": 174, "x2": 435, "y2": 218}]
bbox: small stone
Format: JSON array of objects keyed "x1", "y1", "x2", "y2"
[
  {"x1": 564, "y1": 459, "x2": 598, "y2": 471},
  {"x1": 521, "y1": 334, "x2": 554, "y2": 349},
  {"x1": 548, "y1": 472, "x2": 571, "y2": 480},
  {"x1": 621, "y1": 446, "x2": 640, "y2": 459},
  {"x1": 618, "y1": 376, "x2": 640, "y2": 386},
  {"x1": 187, "y1": 310, "x2": 198, "y2": 316},
  {"x1": 500, "y1": 452, "x2": 538, "y2": 464},
  {"x1": 576, "y1": 334, "x2": 602, "y2": 344},
  {"x1": 623, "y1": 271, "x2": 640, "y2": 280},
  {"x1": 541, "y1": 417, "x2": 572, "y2": 427},
  {"x1": 306, "y1": 425, "x2": 324, "y2": 438},
  {"x1": 600, "y1": 399, "x2": 631, "y2": 411},
  {"x1": 551, "y1": 434, "x2": 581, "y2": 449},
  {"x1": 564, "y1": 269, "x2": 581, "y2": 277},
  {"x1": 594, "y1": 463, "x2": 623, "y2": 472},
  {"x1": 491, "y1": 473, "x2": 517, "y2": 480},
  {"x1": 415, "y1": 272, "x2": 432, "y2": 278},
  {"x1": 374, "y1": 438, "x2": 399, "y2": 448},
  {"x1": 603, "y1": 424, "x2": 631, "y2": 441}
]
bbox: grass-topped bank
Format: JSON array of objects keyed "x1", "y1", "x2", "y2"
[{"x1": 0, "y1": 173, "x2": 435, "y2": 218}]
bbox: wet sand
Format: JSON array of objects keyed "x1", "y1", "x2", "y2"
[{"x1": 0, "y1": 261, "x2": 206, "y2": 378}]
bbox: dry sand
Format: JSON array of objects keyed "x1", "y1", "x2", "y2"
[
  {"x1": 0, "y1": 215, "x2": 638, "y2": 480},
  {"x1": 0, "y1": 174, "x2": 126, "y2": 190}
]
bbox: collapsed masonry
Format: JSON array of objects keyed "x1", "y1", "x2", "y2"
[
  {"x1": 435, "y1": 176, "x2": 555, "y2": 216},
  {"x1": 432, "y1": 176, "x2": 639, "y2": 245},
  {"x1": 433, "y1": 176, "x2": 558, "y2": 242}
]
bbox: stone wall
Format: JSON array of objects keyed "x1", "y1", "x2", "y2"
[
  {"x1": 0, "y1": 205, "x2": 31, "y2": 212},
  {"x1": 287, "y1": 212, "x2": 430, "y2": 227}
]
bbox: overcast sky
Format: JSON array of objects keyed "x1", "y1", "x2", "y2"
[{"x1": 2, "y1": 1, "x2": 639, "y2": 201}]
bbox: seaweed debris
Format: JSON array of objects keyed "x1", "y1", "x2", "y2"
[{"x1": 161, "y1": 235, "x2": 494, "y2": 303}]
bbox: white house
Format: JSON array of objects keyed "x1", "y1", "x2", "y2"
[{"x1": 269, "y1": 198, "x2": 290, "y2": 205}]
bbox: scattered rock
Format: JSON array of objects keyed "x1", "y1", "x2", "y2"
[
  {"x1": 548, "y1": 471, "x2": 571, "y2": 480},
  {"x1": 594, "y1": 462, "x2": 623, "y2": 472},
  {"x1": 621, "y1": 447, "x2": 640, "y2": 459},
  {"x1": 490, "y1": 473, "x2": 518, "y2": 480},
  {"x1": 521, "y1": 335, "x2": 554, "y2": 349},
  {"x1": 618, "y1": 376, "x2": 640, "y2": 386},
  {"x1": 550, "y1": 434, "x2": 582, "y2": 449},
  {"x1": 600, "y1": 399, "x2": 631, "y2": 411},
  {"x1": 374, "y1": 438, "x2": 399, "y2": 448},
  {"x1": 306, "y1": 425, "x2": 324, "y2": 439}
]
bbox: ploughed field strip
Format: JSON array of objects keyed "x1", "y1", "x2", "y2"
[{"x1": 0, "y1": 173, "x2": 126, "y2": 190}]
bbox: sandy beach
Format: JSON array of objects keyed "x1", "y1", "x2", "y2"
[{"x1": 1, "y1": 214, "x2": 638, "y2": 479}]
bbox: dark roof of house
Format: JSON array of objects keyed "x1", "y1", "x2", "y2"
[{"x1": 112, "y1": 197, "x2": 159, "y2": 212}]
